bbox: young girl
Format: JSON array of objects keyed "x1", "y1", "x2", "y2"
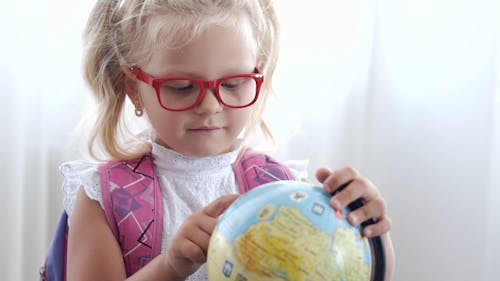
[{"x1": 61, "y1": 0, "x2": 394, "y2": 280}]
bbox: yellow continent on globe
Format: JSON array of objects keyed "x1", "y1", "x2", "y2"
[
  {"x1": 208, "y1": 204, "x2": 371, "y2": 281},
  {"x1": 332, "y1": 228, "x2": 371, "y2": 280}
]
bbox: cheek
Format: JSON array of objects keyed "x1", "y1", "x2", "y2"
[
  {"x1": 231, "y1": 107, "x2": 253, "y2": 131},
  {"x1": 140, "y1": 88, "x2": 170, "y2": 123},
  {"x1": 139, "y1": 88, "x2": 178, "y2": 131},
  {"x1": 139, "y1": 86, "x2": 159, "y2": 109},
  {"x1": 146, "y1": 111, "x2": 183, "y2": 147}
]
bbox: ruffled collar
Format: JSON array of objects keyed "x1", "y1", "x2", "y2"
[{"x1": 151, "y1": 142, "x2": 242, "y2": 176}]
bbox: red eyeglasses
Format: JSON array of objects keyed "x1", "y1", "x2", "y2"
[{"x1": 131, "y1": 67, "x2": 264, "y2": 111}]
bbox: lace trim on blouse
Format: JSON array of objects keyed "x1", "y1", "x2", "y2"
[
  {"x1": 59, "y1": 160, "x2": 102, "y2": 221},
  {"x1": 152, "y1": 142, "x2": 242, "y2": 177}
]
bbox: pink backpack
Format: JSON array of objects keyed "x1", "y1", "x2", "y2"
[{"x1": 41, "y1": 149, "x2": 294, "y2": 280}]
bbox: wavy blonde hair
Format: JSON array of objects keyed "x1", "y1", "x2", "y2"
[{"x1": 83, "y1": 0, "x2": 280, "y2": 160}]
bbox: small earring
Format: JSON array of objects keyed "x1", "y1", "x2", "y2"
[
  {"x1": 135, "y1": 107, "x2": 143, "y2": 117},
  {"x1": 133, "y1": 98, "x2": 143, "y2": 117}
]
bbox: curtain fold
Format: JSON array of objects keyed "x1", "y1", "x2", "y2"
[
  {"x1": 485, "y1": 3, "x2": 500, "y2": 278},
  {"x1": 485, "y1": 74, "x2": 500, "y2": 280}
]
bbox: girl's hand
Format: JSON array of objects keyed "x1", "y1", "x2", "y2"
[
  {"x1": 163, "y1": 194, "x2": 240, "y2": 279},
  {"x1": 316, "y1": 167, "x2": 391, "y2": 238}
]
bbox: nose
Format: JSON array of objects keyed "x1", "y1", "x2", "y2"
[{"x1": 194, "y1": 87, "x2": 223, "y2": 115}]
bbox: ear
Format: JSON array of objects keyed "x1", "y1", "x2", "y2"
[{"x1": 120, "y1": 65, "x2": 139, "y2": 101}]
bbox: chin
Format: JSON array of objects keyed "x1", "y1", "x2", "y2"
[{"x1": 179, "y1": 146, "x2": 229, "y2": 158}]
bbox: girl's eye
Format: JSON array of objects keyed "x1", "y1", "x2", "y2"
[
  {"x1": 162, "y1": 80, "x2": 198, "y2": 94},
  {"x1": 221, "y1": 77, "x2": 248, "y2": 90}
]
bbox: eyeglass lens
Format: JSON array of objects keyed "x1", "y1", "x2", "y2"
[{"x1": 159, "y1": 76, "x2": 257, "y2": 110}]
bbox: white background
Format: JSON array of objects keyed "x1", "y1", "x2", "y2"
[{"x1": 0, "y1": 0, "x2": 498, "y2": 280}]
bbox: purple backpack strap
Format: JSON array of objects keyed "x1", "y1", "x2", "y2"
[
  {"x1": 233, "y1": 147, "x2": 296, "y2": 193},
  {"x1": 40, "y1": 212, "x2": 68, "y2": 281},
  {"x1": 99, "y1": 154, "x2": 163, "y2": 277}
]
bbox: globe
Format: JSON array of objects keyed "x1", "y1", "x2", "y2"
[{"x1": 207, "y1": 180, "x2": 385, "y2": 281}]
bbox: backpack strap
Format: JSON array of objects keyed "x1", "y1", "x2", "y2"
[
  {"x1": 233, "y1": 147, "x2": 296, "y2": 193},
  {"x1": 40, "y1": 212, "x2": 68, "y2": 281},
  {"x1": 99, "y1": 149, "x2": 294, "y2": 276},
  {"x1": 99, "y1": 154, "x2": 163, "y2": 277}
]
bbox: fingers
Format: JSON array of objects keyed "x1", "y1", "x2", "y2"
[
  {"x1": 330, "y1": 177, "x2": 379, "y2": 211},
  {"x1": 203, "y1": 194, "x2": 240, "y2": 218},
  {"x1": 362, "y1": 214, "x2": 392, "y2": 238},
  {"x1": 318, "y1": 166, "x2": 360, "y2": 194},
  {"x1": 315, "y1": 167, "x2": 332, "y2": 183},
  {"x1": 170, "y1": 194, "x2": 240, "y2": 265},
  {"x1": 316, "y1": 166, "x2": 391, "y2": 237},
  {"x1": 180, "y1": 196, "x2": 238, "y2": 255},
  {"x1": 173, "y1": 235, "x2": 209, "y2": 264},
  {"x1": 347, "y1": 196, "x2": 386, "y2": 227},
  {"x1": 198, "y1": 194, "x2": 240, "y2": 250},
  {"x1": 318, "y1": 166, "x2": 368, "y2": 211},
  {"x1": 182, "y1": 217, "x2": 216, "y2": 257}
]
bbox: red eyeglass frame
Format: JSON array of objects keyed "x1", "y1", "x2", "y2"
[{"x1": 130, "y1": 66, "x2": 264, "y2": 112}]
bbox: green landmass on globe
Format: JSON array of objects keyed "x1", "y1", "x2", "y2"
[{"x1": 207, "y1": 181, "x2": 373, "y2": 281}]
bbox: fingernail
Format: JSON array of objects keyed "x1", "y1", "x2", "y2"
[
  {"x1": 332, "y1": 199, "x2": 342, "y2": 210},
  {"x1": 334, "y1": 209, "x2": 345, "y2": 220},
  {"x1": 350, "y1": 213, "x2": 360, "y2": 225}
]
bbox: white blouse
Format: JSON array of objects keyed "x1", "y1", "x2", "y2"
[{"x1": 60, "y1": 142, "x2": 308, "y2": 281}]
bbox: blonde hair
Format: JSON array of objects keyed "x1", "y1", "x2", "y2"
[{"x1": 83, "y1": 0, "x2": 280, "y2": 160}]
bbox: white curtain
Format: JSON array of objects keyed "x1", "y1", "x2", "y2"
[
  {"x1": 0, "y1": 0, "x2": 498, "y2": 280},
  {"x1": 368, "y1": 0, "x2": 497, "y2": 279},
  {"x1": 274, "y1": 0, "x2": 499, "y2": 280},
  {"x1": 485, "y1": 0, "x2": 500, "y2": 276},
  {"x1": 0, "y1": 1, "x2": 94, "y2": 280}
]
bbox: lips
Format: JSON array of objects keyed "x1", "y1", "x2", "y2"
[
  {"x1": 188, "y1": 126, "x2": 222, "y2": 132},
  {"x1": 192, "y1": 127, "x2": 219, "y2": 131}
]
